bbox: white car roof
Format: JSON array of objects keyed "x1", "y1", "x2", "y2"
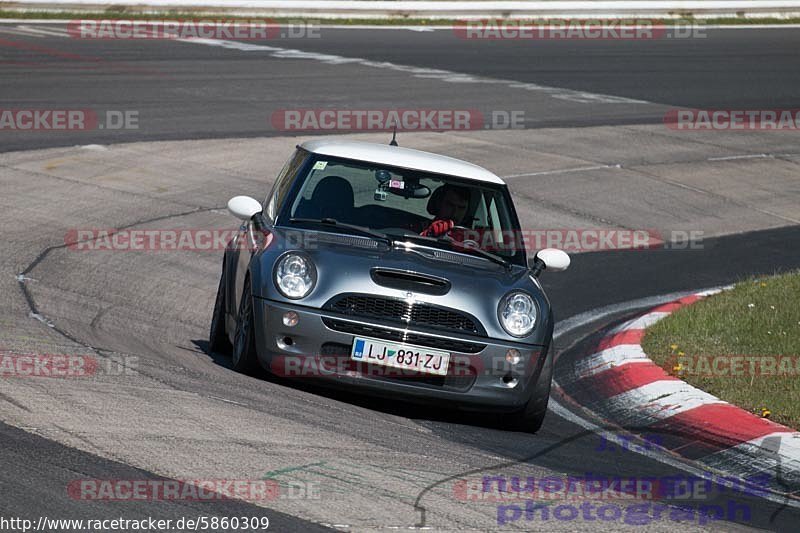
[{"x1": 300, "y1": 139, "x2": 505, "y2": 185}]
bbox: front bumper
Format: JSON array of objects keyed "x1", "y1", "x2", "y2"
[{"x1": 252, "y1": 298, "x2": 550, "y2": 411}]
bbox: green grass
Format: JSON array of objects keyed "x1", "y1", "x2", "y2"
[
  {"x1": 3, "y1": 9, "x2": 800, "y2": 26},
  {"x1": 642, "y1": 271, "x2": 800, "y2": 429}
]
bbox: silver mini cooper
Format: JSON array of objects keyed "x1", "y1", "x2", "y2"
[{"x1": 209, "y1": 139, "x2": 569, "y2": 432}]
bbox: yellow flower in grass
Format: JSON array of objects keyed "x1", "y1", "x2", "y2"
[
  {"x1": 760, "y1": 282, "x2": 767, "y2": 287},
  {"x1": 672, "y1": 363, "x2": 685, "y2": 376},
  {"x1": 761, "y1": 408, "x2": 771, "y2": 419},
  {"x1": 670, "y1": 344, "x2": 678, "y2": 351}
]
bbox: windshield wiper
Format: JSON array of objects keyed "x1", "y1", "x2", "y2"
[
  {"x1": 397, "y1": 233, "x2": 511, "y2": 269},
  {"x1": 288, "y1": 218, "x2": 393, "y2": 246}
]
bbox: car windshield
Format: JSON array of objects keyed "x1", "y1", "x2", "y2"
[{"x1": 281, "y1": 154, "x2": 524, "y2": 262}]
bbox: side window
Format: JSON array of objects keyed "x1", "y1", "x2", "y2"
[
  {"x1": 488, "y1": 196, "x2": 501, "y2": 231},
  {"x1": 472, "y1": 193, "x2": 489, "y2": 229},
  {"x1": 486, "y1": 193, "x2": 507, "y2": 246},
  {"x1": 265, "y1": 149, "x2": 306, "y2": 223}
]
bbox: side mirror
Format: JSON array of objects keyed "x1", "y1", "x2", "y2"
[
  {"x1": 227, "y1": 196, "x2": 262, "y2": 221},
  {"x1": 530, "y1": 248, "x2": 570, "y2": 277}
]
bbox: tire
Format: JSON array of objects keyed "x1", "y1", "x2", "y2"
[
  {"x1": 231, "y1": 277, "x2": 260, "y2": 375},
  {"x1": 209, "y1": 264, "x2": 232, "y2": 355},
  {"x1": 510, "y1": 345, "x2": 553, "y2": 433}
]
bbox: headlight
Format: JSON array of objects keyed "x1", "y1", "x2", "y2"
[
  {"x1": 274, "y1": 253, "x2": 316, "y2": 299},
  {"x1": 498, "y1": 291, "x2": 537, "y2": 337}
]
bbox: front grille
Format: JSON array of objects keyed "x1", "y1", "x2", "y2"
[
  {"x1": 320, "y1": 342, "x2": 477, "y2": 391},
  {"x1": 322, "y1": 318, "x2": 486, "y2": 354},
  {"x1": 325, "y1": 294, "x2": 484, "y2": 335}
]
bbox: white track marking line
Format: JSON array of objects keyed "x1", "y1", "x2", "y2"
[
  {"x1": 79, "y1": 144, "x2": 108, "y2": 150},
  {"x1": 206, "y1": 395, "x2": 248, "y2": 407},
  {"x1": 552, "y1": 289, "x2": 695, "y2": 339},
  {"x1": 610, "y1": 311, "x2": 671, "y2": 332},
  {"x1": 176, "y1": 37, "x2": 650, "y2": 105},
  {"x1": 0, "y1": 26, "x2": 56, "y2": 37},
  {"x1": 504, "y1": 151, "x2": 800, "y2": 183},
  {"x1": 503, "y1": 164, "x2": 621, "y2": 179},
  {"x1": 696, "y1": 286, "x2": 730, "y2": 296},
  {"x1": 708, "y1": 153, "x2": 770, "y2": 161},
  {"x1": 13, "y1": 25, "x2": 71, "y2": 37},
  {"x1": 548, "y1": 287, "x2": 800, "y2": 510},
  {"x1": 24, "y1": 24, "x2": 71, "y2": 34}
]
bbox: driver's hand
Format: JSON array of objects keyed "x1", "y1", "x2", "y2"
[
  {"x1": 420, "y1": 219, "x2": 454, "y2": 237},
  {"x1": 448, "y1": 226, "x2": 467, "y2": 243}
]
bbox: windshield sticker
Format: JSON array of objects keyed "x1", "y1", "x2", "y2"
[
  {"x1": 389, "y1": 179, "x2": 405, "y2": 189},
  {"x1": 313, "y1": 161, "x2": 328, "y2": 170}
]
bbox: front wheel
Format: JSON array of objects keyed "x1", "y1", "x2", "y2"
[
  {"x1": 209, "y1": 264, "x2": 231, "y2": 355},
  {"x1": 510, "y1": 345, "x2": 553, "y2": 433},
  {"x1": 231, "y1": 278, "x2": 260, "y2": 375}
]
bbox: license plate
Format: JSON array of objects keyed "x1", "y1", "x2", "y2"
[{"x1": 350, "y1": 337, "x2": 450, "y2": 376}]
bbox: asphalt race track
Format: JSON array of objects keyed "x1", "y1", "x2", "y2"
[
  {"x1": 1, "y1": 25, "x2": 800, "y2": 151},
  {"x1": 1, "y1": 22, "x2": 800, "y2": 532}
]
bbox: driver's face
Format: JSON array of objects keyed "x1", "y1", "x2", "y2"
[{"x1": 439, "y1": 190, "x2": 468, "y2": 223}]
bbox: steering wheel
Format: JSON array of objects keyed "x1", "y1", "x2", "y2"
[
  {"x1": 381, "y1": 227, "x2": 414, "y2": 236},
  {"x1": 444, "y1": 225, "x2": 480, "y2": 249}
]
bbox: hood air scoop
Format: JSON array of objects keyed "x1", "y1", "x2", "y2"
[{"x1": 370, "y1": 268, "x2": 451, "y2": 296}]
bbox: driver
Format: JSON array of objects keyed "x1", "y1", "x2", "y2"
[{"x1": 420, "y1": 184, "x2": 470, "y2": 237}]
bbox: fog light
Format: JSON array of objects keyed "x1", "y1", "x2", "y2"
[
  {"x1": 505, "y1": 348, "x2": 521, "y2": 364},
  {"x1": 276, "y1": 336, "x2": 294, "y2": 350},
  {"x1": 502, "y1": 374, "x2": 519, "y2": 388},
  {"x1": 283, "y1": 311, "x2": 299, "y2": 327}
]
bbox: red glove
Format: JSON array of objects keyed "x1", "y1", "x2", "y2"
[{"x1": 420, "y1": 219, "x2": 454, "y2": 237}]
